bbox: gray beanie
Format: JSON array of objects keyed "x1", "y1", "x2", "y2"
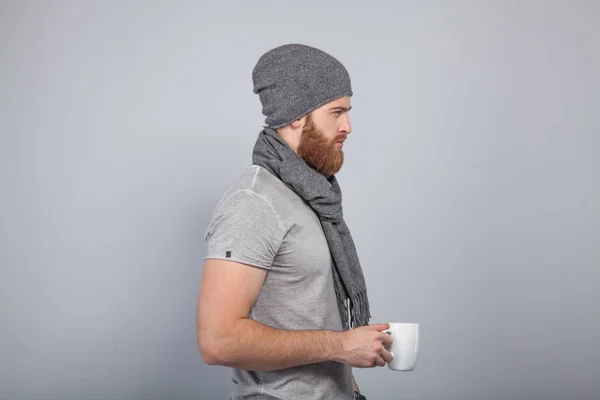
[{"x1": 252, "y1": 44, "x2": 353, "y2": 129}]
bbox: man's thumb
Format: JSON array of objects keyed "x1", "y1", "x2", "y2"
[{"x1": 369, "y1": 323, "x2": 391, "y2": 331}]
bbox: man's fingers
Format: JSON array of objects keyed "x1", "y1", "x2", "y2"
[
  {"x1": 373, "y1": 355, "x2": 386, "y2": 367},
  {"x1": 369, "y1": 323, "x2": 390, "y2": 331},
  {"x1": 380, "y1": 331, "x2": 393, "y2": 346},
  {"x1": 380, "y1": 349, "x2": 394, "y2": 364}
]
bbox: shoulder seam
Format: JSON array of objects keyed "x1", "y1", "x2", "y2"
[
  {"x1": 227, "y1": 188, "x2": 286, "y2": 233},
  {"x1": 251, "y1": 165, "x2": 259, "y2": 190}
]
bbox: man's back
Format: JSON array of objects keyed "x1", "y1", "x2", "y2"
[{"x1": 204, "y1": 165, "x2": 354, "y2": 399}]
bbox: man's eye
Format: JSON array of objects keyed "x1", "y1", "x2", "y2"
[{"x1": 333, "y1": 111, "x2": 341, "y2": 116}]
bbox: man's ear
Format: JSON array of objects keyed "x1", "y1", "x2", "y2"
[{"x1": 290, "y1": 118, "x2": 303, "y2": 129}]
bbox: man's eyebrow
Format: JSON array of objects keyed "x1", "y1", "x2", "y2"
[{"x1": 329, "y1": 106, "x2": 352, "y2": 112}]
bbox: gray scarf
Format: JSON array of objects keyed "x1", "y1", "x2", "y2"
[{"x1": 252, "y1": 127, "x2": 370, "y2": 330}]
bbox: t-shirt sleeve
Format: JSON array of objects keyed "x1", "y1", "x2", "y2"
[{"x1": 204, "y1": 189, "x2": 285, "y2": 269}]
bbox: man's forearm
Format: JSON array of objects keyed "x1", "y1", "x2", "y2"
[{"x1": 201, "y1": 318, "x2": 344, "y2": 371}]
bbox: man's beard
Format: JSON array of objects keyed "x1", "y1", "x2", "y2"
[{"x1": 297, "y1": 114, "x2": 345, "y2": 177}]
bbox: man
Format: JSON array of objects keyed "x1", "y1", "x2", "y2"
[{"x1": 197, "y1": 44, "x2": 393, "y2": 400}]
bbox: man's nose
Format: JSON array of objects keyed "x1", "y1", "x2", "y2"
[{"x1": 341, "y1": 116, "x2": 352, "y2": 134}]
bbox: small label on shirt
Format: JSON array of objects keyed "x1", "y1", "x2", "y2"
[{"x1": 225, "y1": 251, "x2": 231, "y2": 258}]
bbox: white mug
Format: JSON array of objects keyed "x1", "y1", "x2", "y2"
[{"x1": 382, "y1": 322, "x2": 420, "y2": 371}]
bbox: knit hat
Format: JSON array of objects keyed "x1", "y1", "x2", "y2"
[{"x1": 252, "y1": 44, "x2": 353, "y2": 129}]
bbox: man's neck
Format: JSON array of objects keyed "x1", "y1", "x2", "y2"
[{"x1": 275, "y1": 127, "x2": 301, "y2": 153}]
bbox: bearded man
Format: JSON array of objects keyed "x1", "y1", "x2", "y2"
[{"x1": 197, "y1": 44, "x2": 393, "y2": 400}]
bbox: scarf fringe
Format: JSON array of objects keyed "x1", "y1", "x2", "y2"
[
  {"x1": 350, "y1": 290, "x2": 371, "y2": 328},
  {"x1": 339, "y1": 290, "x2": 371, "y2": 330}
]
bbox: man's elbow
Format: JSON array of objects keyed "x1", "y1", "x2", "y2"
[{"x1": 197, "y1": 329, "x2": 227, "y2": 366}]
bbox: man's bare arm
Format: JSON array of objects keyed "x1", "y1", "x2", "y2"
[
  {"x1": 197, "y1": 259, "x2": 344, "y2": 371},
  {"x1": 196, "y1": 259, "x2": 393, "y2": 371}
]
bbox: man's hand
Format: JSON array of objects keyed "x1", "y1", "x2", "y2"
[{"x1": 332, "y1": 323, "x2": 394, "y2": 368}]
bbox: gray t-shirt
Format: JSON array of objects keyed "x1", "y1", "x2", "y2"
[{"x1": 204, "y1": 165, "x2": 353, "y2": 400}]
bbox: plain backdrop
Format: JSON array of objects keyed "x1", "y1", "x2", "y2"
[{"x1": 1, "y1": 1, "x2": 599, "y2": 399}]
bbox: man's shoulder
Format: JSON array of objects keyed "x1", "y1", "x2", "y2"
[
  {"x1": 220, "y1": 165, "x2": 294, "y2": 202},
  {"x1": 221, "y1": 165, "x2": 261, "y2": 196},
  {"x1": 213, "y1": 165, "x2": 303, "y2": 220}
]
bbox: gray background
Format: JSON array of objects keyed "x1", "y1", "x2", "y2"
[{"x1": 1, "y1": 1, "x2": 599, "y2": 399}]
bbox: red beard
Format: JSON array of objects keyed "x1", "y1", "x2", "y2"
[{"x1": 297, "y1": 114, "x2": 345, "y2": 177}]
